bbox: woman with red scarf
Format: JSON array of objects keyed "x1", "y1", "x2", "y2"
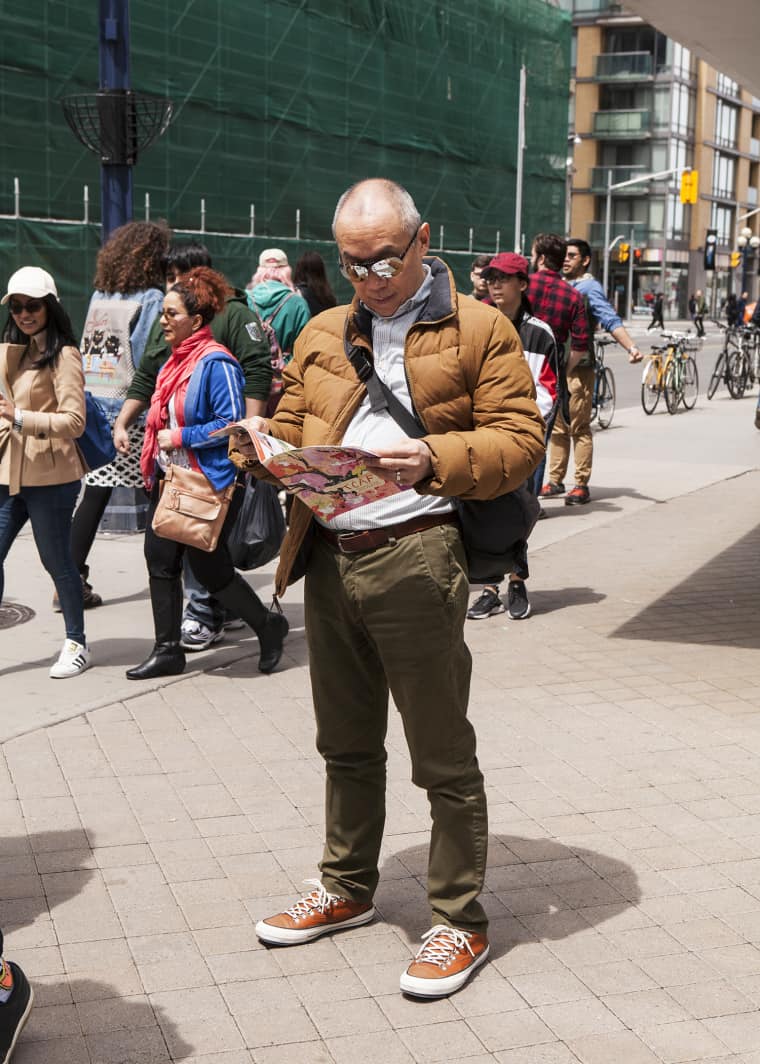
[{"x1": 127, "y1": 267, "x2": 288, "y2": 680}]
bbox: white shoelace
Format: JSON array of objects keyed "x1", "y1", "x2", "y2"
[
  {"x1": 285, "y1": 878, "x2": 343, "y2": 921},
  {"x1": 413, "y1": 925, "x2": 475, "y2": 968}
]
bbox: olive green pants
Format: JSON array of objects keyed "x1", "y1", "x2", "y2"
[{"x1": 304, "y1": 523, "x2": 488, "y2": 933}]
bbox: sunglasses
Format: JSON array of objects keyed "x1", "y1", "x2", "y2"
[
  {"x1": 9, "y1": 298, "x2": 44, "y2": 315},
  {"x1": 339, "y1": 229, "x2": 419, "y2": 283}
]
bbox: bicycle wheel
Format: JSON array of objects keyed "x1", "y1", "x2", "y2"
[
  {"x1": 596, "y1": 367, "x2": 616, "y2": 429},
  {"x1": 664, "y1": 361, "x2": 680, "y2": 414},
  {"x1": 641, "y1": 360, "x2": 661, "y2": 415},
  {"x1": 727, "y1": 351, "x2": 748, "y2": 399},
  {"x1": 707, "y1": 351, "x2": 725, "y2": 400},
  {"x1": 681, "y1": 356, "x2": 698, "y2": 409}
]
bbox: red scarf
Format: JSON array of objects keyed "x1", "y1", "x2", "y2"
[{"x1": 140, "y1": 325, "x2": 219, "y2": 488}]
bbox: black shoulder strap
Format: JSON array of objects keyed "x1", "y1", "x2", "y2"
[{"x1": 343, "y1": 326, "x2": 426, "y2": 439}]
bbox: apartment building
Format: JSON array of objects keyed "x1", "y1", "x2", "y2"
[{"x1": 562, "y1": 0, "x2": 760, "y2": 317}]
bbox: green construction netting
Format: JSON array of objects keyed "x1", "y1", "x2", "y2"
[{"x1": 1, "y1": 0, "x2": 570, "y2": 322}]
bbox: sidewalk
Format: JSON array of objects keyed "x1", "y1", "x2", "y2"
[{"x1": 2, "y1": 390, "x2": 760, "y2": 1063}]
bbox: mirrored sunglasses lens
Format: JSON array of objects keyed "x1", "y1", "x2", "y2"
[
  {"x1": 370, "y1": 257, "x2": 403, "y2": 279},
  {"x1": 342, "y1": 263, "x2": 369, "y2": 281}
]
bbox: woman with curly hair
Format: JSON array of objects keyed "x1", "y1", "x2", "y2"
[
  {"x1": 67, "y1": 220, "x2": 170, "y2": 608},
  {"x1": 126, "y1": 267, "x2": 288, "y2": 680}
]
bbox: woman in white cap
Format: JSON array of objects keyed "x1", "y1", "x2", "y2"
[{"x1": 0, "y1": 267, "x2": 91, "y2": 677}]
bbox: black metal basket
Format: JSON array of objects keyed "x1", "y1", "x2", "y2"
[{"x1": 61, "y1": 89, "x2": 173, "y2": 165}]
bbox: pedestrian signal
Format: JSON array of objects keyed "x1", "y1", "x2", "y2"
[
  {"x1": 619, "y1": 242, "x2": 630, "y2": 263},
  {"x1": 680, "y1": 169, "x2": 698, "y2": 204},
  {"x1": 730, "y1": 251, "x2": 742, "y2": 269},
  {"x1": 704, "y1": 229, "x2": 718, "y2": 271}
]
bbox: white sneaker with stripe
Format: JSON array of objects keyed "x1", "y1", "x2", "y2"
[{"x1": 49, "y1": 640, "x2": 91, "y2": 679}]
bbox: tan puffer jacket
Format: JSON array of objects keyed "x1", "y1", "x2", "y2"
[{"x1": 237, "y1": 258, "x2": 545, "y2": 597}]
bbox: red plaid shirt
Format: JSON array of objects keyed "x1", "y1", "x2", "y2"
[{"x1": 527, "y1": 269, "x2": 589, "y2": 353}]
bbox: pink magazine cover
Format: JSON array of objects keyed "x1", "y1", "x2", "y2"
[{"x1": 212, "y1": 422, "x2": 411, "y2": 520}]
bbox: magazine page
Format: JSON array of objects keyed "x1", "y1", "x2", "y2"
[
  {"x1": 263, "y1": 445, "x2": 409, "y2": 521},
  {"x1": 211, "y1": 421, "x2": 411, "y2": 519}
]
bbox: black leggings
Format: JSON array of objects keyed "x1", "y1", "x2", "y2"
[{"x1": 70, "y1": 484, "x2": 113, "y2": 572}]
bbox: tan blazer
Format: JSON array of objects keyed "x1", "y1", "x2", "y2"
[{"x1": 0, "y1": 342, "x2": 87, "y2": 495}]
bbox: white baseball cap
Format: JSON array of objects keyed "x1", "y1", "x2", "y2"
[
  {"x1": 2, "y1": 266, "x2": 58, "y2": 304},
  {"x1": 257, "y1": 248, "x2": 289, "y2": 267}
]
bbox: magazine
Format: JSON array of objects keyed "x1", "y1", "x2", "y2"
[{"x1": 212, "y1": 420, "x2": 411, "y2": 521}]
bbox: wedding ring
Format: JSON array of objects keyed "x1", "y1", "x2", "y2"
[{"x1": 396, "y1": 470, "x2": 403, "y2": 484}]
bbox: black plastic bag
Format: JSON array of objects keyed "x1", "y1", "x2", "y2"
[{"x1": 227, "y1": 475, "x2": 286, "y2": 571}]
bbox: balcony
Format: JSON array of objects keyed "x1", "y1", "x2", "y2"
[
  {"x1": 588, "y1": 221, "x2": 649, "y2": 247},
  {"x1": 570, "y1": 0, "x2": 613, "y2": 13},
  {"x1": 592, "y1": 109, "x2": 651, "y2": 138},
  {"x1": 594, "y1": 52, "x2": 653, "y2": 80},
  {"x1": 590, "y1": 166, "x2": 650, "y2": 192}
]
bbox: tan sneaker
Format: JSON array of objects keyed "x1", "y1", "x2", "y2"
[
  {"x1": 255, "y1": 878, "x2": 375, "y2": 945},
  {"x1": 400, "y1": 925, "x2": 490, "y2": 998}
]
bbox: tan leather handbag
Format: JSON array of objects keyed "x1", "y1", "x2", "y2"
[{"x1": 152, "y1": 464, "x2": 237, "y2": 552}]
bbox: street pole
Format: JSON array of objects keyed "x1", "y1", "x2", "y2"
[
  {"x1": 514, "y1": 64, "x2": 526, "y2": 253},
  {"x1": 627, "y1": 226, "x2": 634, "y2": 322},
  {"x1": 603, "y1": 170, "x2": 612, "y2": 295},
  {"x1": 99, "y1": 0, "x2": 132, "y2": 242},
  {"x1": 602, "y1": 166, "x2": 679, "y2": 306}
]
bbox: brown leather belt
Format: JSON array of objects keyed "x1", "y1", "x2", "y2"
[{"x1": 317, "y1": 512, "x2": 459, "y2": 554}]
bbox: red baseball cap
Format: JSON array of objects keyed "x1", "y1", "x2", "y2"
[{"x1": 481, "y1": 252, "x2": 529, "y2": 280}]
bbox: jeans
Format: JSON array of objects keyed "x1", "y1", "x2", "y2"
[
  {"x1": 182, "y1": 558, "x2": 226, "y2": 631},
  {"x1": 0, "y1": 481, "x2": 85, "y2": 644}
]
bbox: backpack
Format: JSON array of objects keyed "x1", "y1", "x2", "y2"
[
  {"x1": 247, "y1": 291, "x2": 297, "y2": 413},
  {"x1": 81, "y1": 294, "x2": 141, "y2": 401}
]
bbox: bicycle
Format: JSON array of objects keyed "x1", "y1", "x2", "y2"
[
  {"x1": 590, "y1": 336, "x2": 616, "y2": 429},
  {"x1": 707, "y1": 321, "x2": 747, "y2": 399},
  {"x1": 641, "y1": 332, "x2": 698, "y2": 415}
]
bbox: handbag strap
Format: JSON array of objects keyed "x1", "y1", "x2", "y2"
[{"x1": 343, "y1": 337, "x2": 427, "y2": 440}]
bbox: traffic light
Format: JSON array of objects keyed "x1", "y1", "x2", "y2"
[
  {"x1": 730, "y1": 250, "x2": 742, "y2": 269},
  {"x1": 704, "y1": 229, "x2": 718, "y2": 271},
  {"x1": 633, "y1": 247, "x2": 642, "y2": 263},
  {"x1": 680, "y1": 169, "x2": 699, "y2": 204},
  {"x1": 619, "y1": 242, "x2": 630, "y2": 263}
]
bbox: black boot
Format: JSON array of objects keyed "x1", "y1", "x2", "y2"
[
  {"x1": 126, "y1": 642, "x2": 186, "y2": 680},
  {"x1": 127, "y1": 576, "x2": 185, "y2": 679},
  {"x1": 214, "y1": 574, "x2": 289, "y2": 673}
]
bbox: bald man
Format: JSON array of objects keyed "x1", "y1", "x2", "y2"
[{"x1": 238, "y1": 179, "x2": 544, "y2": 998}]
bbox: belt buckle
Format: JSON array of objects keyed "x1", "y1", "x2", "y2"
[{"x1": 336, "y1": 531, "x2": 361, "y2": 554}]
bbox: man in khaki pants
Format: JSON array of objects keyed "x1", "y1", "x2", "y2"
[{"x1": 235, "y1": 179, "x2": 544, "y2": 998}]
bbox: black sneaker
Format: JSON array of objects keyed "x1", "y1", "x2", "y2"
[
  {"x1": 0, "y1": 963, "x2": 33, "y2": 1063},
  {"x1": 466, "y1": 588, "x2": 505, "y2": 620},
  {"x1": 507, "y1": 580, "x2": 531, "y2": 620},
  {"x1": 539, "y1": 482, "x2": 565, "y2": 498},
  {"x1": 755, "y1": 406, "x2": 760, "y2": 430}
]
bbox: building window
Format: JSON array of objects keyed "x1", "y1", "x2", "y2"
[
  {"x1": 670, "y1": 83, "x2": 694, "y2": 137},
  {"x1": 710, "y1": 203, "x2": 733, "y2": 244},
  {"x1": 716, "y1": 72, "x2": 739, "y2": 98},
  {"x1": 715, "y1": 99, "x2": 739, "y2": 149},
  {"x1": 671, "y1": 43, "x2": 692, "y2": 81},
  {"x1": 712, "y1": 153, "x2": 735, "y2": 199}
]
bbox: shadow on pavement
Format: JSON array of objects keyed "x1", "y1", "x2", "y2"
[
  {"x1": 612, "y1": 523, "x2": 760, "y2": 649},
  {"x1": 378, "y1": 834, "x2": 639, "y2": 961},
  {"x1": 1, "y1": 828, "x2": 194, "y2": 1062},
  {"x1": 529, "y1": 586, "x2": 606, "y2": 614}
]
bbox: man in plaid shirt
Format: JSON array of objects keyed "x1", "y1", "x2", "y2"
[{"x1": 527, "y1": 233, "x2": 590, "y2": 506}]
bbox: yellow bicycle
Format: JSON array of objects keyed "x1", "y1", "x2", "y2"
[{"x1": 641, "y1": 333, "x2": 699, "y2": 415}]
